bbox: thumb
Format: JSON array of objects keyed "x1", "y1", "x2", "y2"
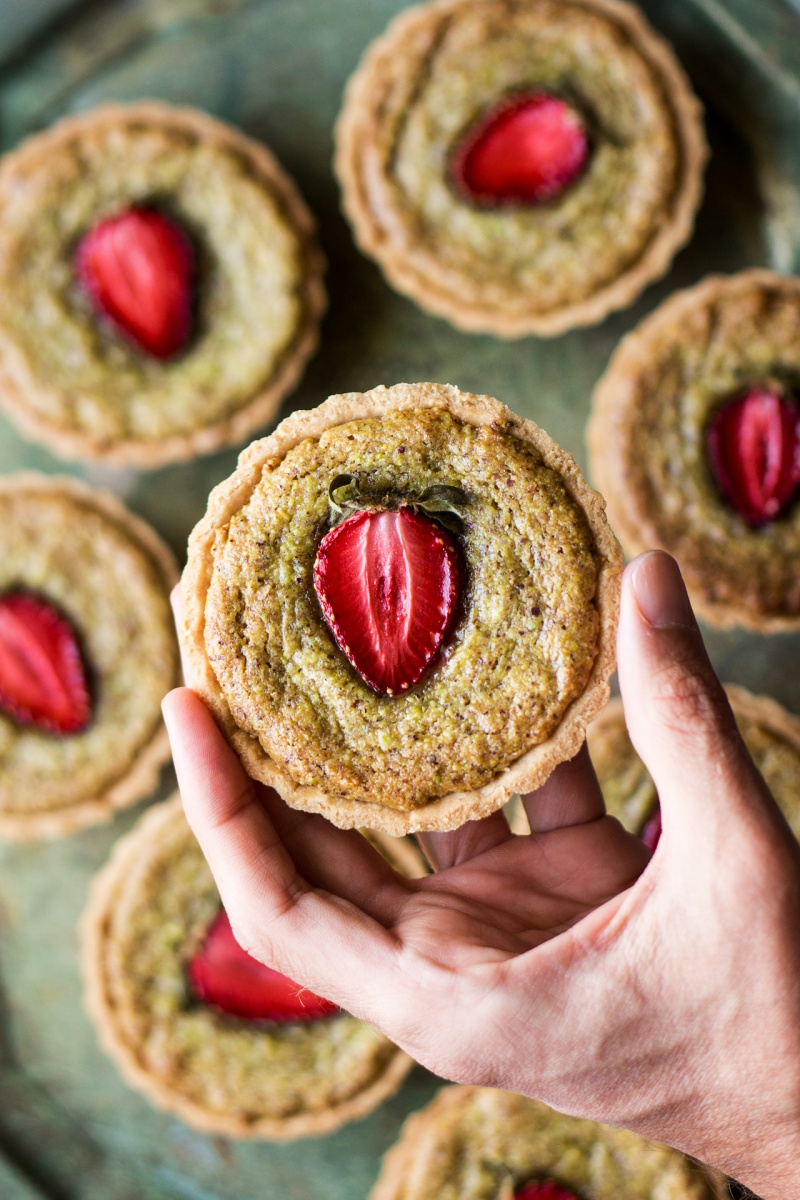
[{"x1": 617, "y1": 551, "x2": 766, "y2": 839}]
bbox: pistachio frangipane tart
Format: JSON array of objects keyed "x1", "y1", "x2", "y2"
[
  {"x1": 0, "y1": 102, "x2": 325, "y2": 467},
  {"x1": 81, "y1": 794, "x2": 425, "y2": 1139},
  {"x1": 335, "y1": 0, "x2": 706, "y2": 338},
  {"x1": 0, "y1": 473, "x2": 179, "y2": 840},
  {"x1": 369, "y1": 1086, "x2": 725, "y2": 1199},
  {"x1": 588, "y1": 270, "x2": 800, "y2": 630},
  {"x1": 181, "y1": 382, "x2": 622, "y2": 834},
  {"x1": 589, "y1": 685, "x2": 800, "y2": 843}
]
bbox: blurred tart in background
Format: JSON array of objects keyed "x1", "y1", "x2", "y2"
[
  {"x1": 588, "y1": 270, "x2": 800, "y2": 630},
  {"x1": 335, "y1": 0, "x2": 706, "y2": 338},
  {"x1": 0, "y1": 102, "x2": 325, "y2": 467},
  {"x1": 369, "y1": 1085, "x2": 725, "y2": 1199},
  {"x1": 81, "y1": 795, "x2": 425, "y2": 1139},
  {"x1": 0, "y1": 472, "x2": 178, "y2": 840},
  {"x1": 589, "y1": 685, "x2": 800, "y2": 844}
]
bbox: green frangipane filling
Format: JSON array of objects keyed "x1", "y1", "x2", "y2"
[
  {"x1": 205, "y1": 410, "x2": 600, "y2": 810},
  {"x1": 0, "y1": 491, "x2": 176, "y2": 813},
  {"x1": 389, "y1": 1, "x2": 679, "y2": 309},
  {"x1": 390, "y1": 1089, "x2": 711, "y2": 1198},
  {"x1": 109, "y1": 815, "x2": 397, "y2": 1118},
  {"x1": 0, "y1": 123, "x2": 303, "y2": 440},
  {"x1": 595, "y1": 710, "x2": 800, "y2": 839}
]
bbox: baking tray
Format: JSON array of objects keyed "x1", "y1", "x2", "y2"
[{"x1": 0, "y1": 1, "x2": 799, "y2": 1196}]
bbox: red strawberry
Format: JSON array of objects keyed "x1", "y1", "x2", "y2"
[
  {"x1": 515, "y1": 1183, "x2": 580, "y2": 1200},
  {"x1": 313, "y1": 507, "x2": 460, "y2": 696},
  {"x1": 707, "y1": 388, "x2": 800, "y2": 526},
  {"x1": 641, "y1": 804, "x2": 662, "y2": 853},
  {"x1": 77, "y1": 207, "x2": 194, "y2": 359},
  {"x1": 188, "y1": 909, "x2": 338, "y2": 1023},
  {"x1": 452, "y1": 91, "x2": 589, "y2": 206},
  {"x1": 0, "y1": 592, "x2": 90, "y2": 734}
]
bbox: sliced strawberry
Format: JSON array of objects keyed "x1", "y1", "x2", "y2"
[
  {"x1": 188, "y1": 909, "x2": 338, "y2": 1023},
  {"x1": 77, "y1": 207, "x2": 194, "y2": 359},
  {"x1": 515, "y1": 1183, "x2": 580, "y2": 1200},
  {"x1": 452, "y1": 91, "x2": 589, "y2": 207},
  {"x1": 0, "y1": 592, "x2": 90, "y2": 734},
  {"x1": 313, "y1": 507, "x2": 460, "y2": 696},
  {"x1": 707, "y1": 388, "x2": 800, "y2": 526},
  {"x1": 641, "y1": 804, "x2": 662, "y2": 853}
]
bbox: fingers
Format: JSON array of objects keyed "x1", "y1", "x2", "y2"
[
  {"x1": 522, "y1": 743, "x2": 605, "y2": 834},
  {"x1": 418, "y1": 809, "x2": 513, "y2": 871},
  {"x1": 617, "y1": 552, "x2": 767, "y2": 838},
  {"x1": 162, "y1": 687, "x2": 400, "y2": 1007}
]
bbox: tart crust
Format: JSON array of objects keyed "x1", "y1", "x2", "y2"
[
  {"x1": 181, "y1": 382, "x2": 622, "y2": 834},
  {"x1": 590, "y1": 685, "x2": 800, "y2": 838},
  {"x1": 81, "y1": 794, "x2": 420, "y2": 1139},
  {"x1": 0, "y1": 102, "x2": 326, "y2": 468},
  {"x1": 335, "y1": 0, "x2": 706, "y2": 339},
  {"x1": 588, "y1": 270, "x2": 800, "y2": 631},
  {"x1": 369, "y1": 1085, "x2": 727, "y2": 1199},
  {"x1": 0, "y1": 472, "x2": 179, "y2": 841}
]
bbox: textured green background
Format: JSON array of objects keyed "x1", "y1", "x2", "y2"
[{"x1": 0, "y1": 1, "x2": 799, "y2": 1197}]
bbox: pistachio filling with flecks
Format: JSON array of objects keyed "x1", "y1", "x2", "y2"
[
  {"x1": 0, "y1": 121, "x2": 305, "y2": 441},
  {"x1": 205, "y1": 408, "x2": 600, "y2": 810},
  {"x1": 105, "y1": 809, "x2": 400, "y2": 1119}
]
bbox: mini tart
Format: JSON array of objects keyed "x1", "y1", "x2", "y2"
[
  {"x1": 0, "y1": 473, "x2": 179, "y2": 840},
  {"x1": 590, "y1": 685, "x2": 800, "y2": 839},
  {"x1": 588, "y1": 270, "x2": 800, "y2": 630},
  {"x1": 81, "y1": 794, "x2": 423, "y2": 1139},
  {"x1": 369, "y1": 1086, "x2": 724, "y2": 1199},
  {"x1": 335, "y1": 0, "x2": 706, "y2": 339},
  {"x1": 181, "y1": 382, "x2": 622, "y2": 834},
  {"x1": 0, "y1": 102, "x2": 325, "y2": 467}
]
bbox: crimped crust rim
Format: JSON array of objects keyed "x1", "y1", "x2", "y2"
[
  {"x1": 334, "y1": 0, "x2": 707, "y2": 339},
  {"x1": 181, "y1": 381, "x2": 622, "y2": 834},
  {"x1": 0, "y1": 101, "x2": 326, "y2": 468},
  {"x1": 587, "y1": 269, "x2": 800, "y2": 632},
  {"x1": 80, "y1": 794, "x2": 416, "y2": 1139},
  {"x1": 368, "y1": 1084, "x2": 728, "y2": 1200},
  {"x1": 0, "y1": 472, "x2": 179, "y2": 841}
]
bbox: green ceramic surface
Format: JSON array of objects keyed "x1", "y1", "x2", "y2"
[{"x1": 0, "y1": 1, "x2": 799, "y2": 1197}]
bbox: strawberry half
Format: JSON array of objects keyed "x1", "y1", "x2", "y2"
[
  {"x1": 313, "y1": 507, "x2": 460, "y2": 696},
  {"x1": 707, "y1": 388, "x2": 800, "y2": 526},
  {"x1": 188, "y1": 909, "x2": 338, "y2": 1023},
  {"x1": 452, "y1": 91, "x2": 589, "y2": 207},
  {"x1": 76, "y1": 207, "x2": 194, "y2": 359},
  {"x1": 515, "y1": 1183, "x2": 580, "y2": 1200},
  {"x1": 0, "y1": 592, "x2": 90, "y2": 734},
  {"x1": 641, "y1": 804, "x2": 662, "y2": 853}
]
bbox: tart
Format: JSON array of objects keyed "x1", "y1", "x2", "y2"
[
  {"x1": 590, "y1": 685, "x2": 800, "y2": 842},
  {"x1": 0, "y1": 102, "x2": 325, "y2": 467},
  {"x1": 588, "y1": 270, "x2": 800, "y2": 630},
  {"x1": 0, "y1": 472, "x2": 179, "y2": 840},
  {"x1": 81, "y1": 794, "x2": 424, "y2": 1139},
  {"x1": 335, "y1": 0, "x2": 706, "y2": 339},
  {"x1": 369, "y1": 1085, "x2": 724, "y2": 1199},
  {"x1": 181, "y1": 382, "x2": 622, "y2": 834}
]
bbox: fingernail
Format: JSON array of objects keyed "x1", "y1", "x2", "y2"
[{"x1": 628, "y1": 551, "x2": 696, "y2": 630}]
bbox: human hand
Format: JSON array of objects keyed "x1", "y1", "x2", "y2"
[{"x1": 163, "y1": 551, "x2": 800, "y2": 1200}]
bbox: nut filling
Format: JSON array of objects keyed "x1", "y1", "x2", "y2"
[{"x1": 204, "y1": 408, "x2": 601, "y2": 810}]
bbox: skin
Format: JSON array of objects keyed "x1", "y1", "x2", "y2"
[{"x1": 164, "y1": 551, "x2": 800, "y2": 1199}]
